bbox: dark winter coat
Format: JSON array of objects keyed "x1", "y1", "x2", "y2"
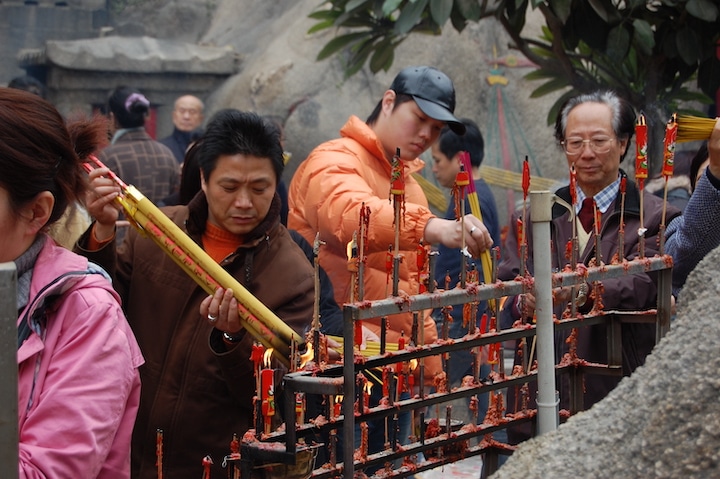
[{"x1": 77, "y1": 192, "x2": 314, "y2": 479}]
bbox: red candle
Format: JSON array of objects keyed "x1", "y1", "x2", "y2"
[
  {"x1": 662, "y1": 113, "x2": 678, "y2": 179},
  {"x1": 295, "y1": 393, "x2": 304, "y2": 424},
  {"x1": 390, "y1": 148, "x2": 405, "y2": 196},
  {"x1": 396, "y1": 332, "x2": 406, "y2": 372},
  {"x1": 455, "y1": 163, "x2": 470, "y2": 188},
  {"x1": 382, "y1": 366, "x2": 390, "y2": 398},
  {"x1": 333, "y1": 397, "x2": 342, "y2": 418},
  {"x1": 569, "y1": 164, "x2": 578, "y2": 207},
  {"x1": 260, "y1": 369, "x2": 275, "y2": 435},
  {"x1": 635, "y1": 115, "x2": 648, "y2": 185},
  {"x1": 522, "y1": 157, "x2": 530, "y2": 200}
]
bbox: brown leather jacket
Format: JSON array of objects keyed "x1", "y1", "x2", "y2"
[{"x1": 77, "y1": 192, "x2": 314, "y2": 479}]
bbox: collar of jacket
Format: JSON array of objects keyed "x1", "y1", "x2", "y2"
[
  {"x1": 340, "y1": 115, "x2": 426, "y2": 176},
  {"x1": 111, "y1": 127, "x2": 149, "y2": 145},
  {"x1": 185, "y1": 190, "x2": 282, "y2": 248},
  {"x1": 552, "y1": 169, "x2": 640, "y2": 220}
]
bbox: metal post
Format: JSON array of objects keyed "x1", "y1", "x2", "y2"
[
  {"x1": 530, "y1": 191, "x2": 559, "y2": 435},
  {"x1": 0, "y1": 262, "x2": 18, "y2": 479},
  {"x1": 342, "y1": 306, "x2": 355, "y2": 477}
]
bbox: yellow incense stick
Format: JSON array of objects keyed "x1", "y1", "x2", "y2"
[
  {"x1": 328, "y1": 335, "x2": 398, "y2": 357},
  {"x1": 459, "y1": 153, "x2": 496, "y2": 311},
  {"x1": 677, "y1": 115, "x2": 717, "y2": 143}
]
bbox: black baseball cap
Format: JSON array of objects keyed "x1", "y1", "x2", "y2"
[{"x1": 390, "y1": 66, "x2": 465, "y2": 135}]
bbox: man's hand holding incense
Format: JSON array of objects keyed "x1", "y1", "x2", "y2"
[
  {"x1": 424, "y1": 214, "x2": 492, "y2": 258},
  {"x1": 200, "y1": 287, "x2": 244, "y2": 342}
]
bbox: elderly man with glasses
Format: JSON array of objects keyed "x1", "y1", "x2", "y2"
[{"x1": 497, "y1": 90, "x2": 682, "y2": 446}]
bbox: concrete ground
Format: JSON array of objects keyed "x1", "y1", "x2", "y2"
[{"x1": 415, "y1": 456, "x2": 484, "y2": 479}]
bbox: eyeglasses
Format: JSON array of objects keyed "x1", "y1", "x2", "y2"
[{"x1": 561, "y1": 136, "x2": 616, "y2": 155}]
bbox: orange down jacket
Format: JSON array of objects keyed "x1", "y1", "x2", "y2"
[{"x1": 288, "y1": 115, "x2": 442, "y2": 384}]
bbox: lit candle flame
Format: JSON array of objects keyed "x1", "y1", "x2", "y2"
[
  {"x1": 347, "y1": 232, "x2": 358, "y2": 262},
  {"x1": 364, "y1": 381, "x2": 373, "y2": 395},
  {"x1": 299, "y1": 342, "x2": 314, "y2": 369},
  {"x1": 409, "y1": 358, "x2": 418, "y2": 372},
  {"x1": 263, "y1": 348, "x2": 274, "y2": 369}
]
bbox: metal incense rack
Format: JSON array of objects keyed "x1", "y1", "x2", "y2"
[{"x1": 227, "y1": 191, "x2": 674, "y2": 479}]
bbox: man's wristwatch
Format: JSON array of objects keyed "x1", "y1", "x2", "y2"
[{"x1": 574, "y1": 282, "x2": 589, "y2": 307}]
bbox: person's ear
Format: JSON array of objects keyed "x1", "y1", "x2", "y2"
[
  {"x1": 24, "y1": 191, "x2": 54, "y2": 234},
  {"x1": 381, "y1": 90, "x2": 396, "y2": 113}
]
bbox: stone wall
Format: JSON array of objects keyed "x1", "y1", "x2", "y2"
[{"x1": 0, "y1": 2, "x2": 105, "y2": 85}]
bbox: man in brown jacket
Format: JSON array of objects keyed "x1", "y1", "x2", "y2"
[{"x1": 79, "y1": 110, "x2": 314, "y2": 479}]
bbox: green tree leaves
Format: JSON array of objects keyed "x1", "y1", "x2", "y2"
[{"x1": 308, "y1": 0, "x2": 720, "y2": 130}]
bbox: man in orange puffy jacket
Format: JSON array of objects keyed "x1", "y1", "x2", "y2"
[{"x1": 288, "y1": 66, "x2": 493, "y2": 463}]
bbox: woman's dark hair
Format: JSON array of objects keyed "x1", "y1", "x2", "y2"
[
  {"x1": 107, "y1": 86, "x2": 150, "y2": 129},
  {"x1": 689, "y1": 143, "x2": 709, "y2": 191},
  {"x1": 195, "y1": 109, "x2": 284, "y2": 183},
  {"x1": 0, "y1": 87, "x2": 108, "y2": 226},
  {"x1": 554, "y1": 90, "x2": 636, "y2": 162}
]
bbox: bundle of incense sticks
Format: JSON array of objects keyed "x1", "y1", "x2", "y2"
[
  {"x1": 83, "y1": 156, "x2": 302, "y2": 367},
  {"x1": 327, "y1": 335, "x2": 398, "y2": 356},
  {"x1": 676, "y1": 115, "x2": 717, "y2": 143},
  {"x1": 458, "y1": 152, "x2": 495, "y2": 309}
]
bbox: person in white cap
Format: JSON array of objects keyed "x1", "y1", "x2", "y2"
[{"x1": 288, "y1": 65, "x2": 493, "y2": 469}]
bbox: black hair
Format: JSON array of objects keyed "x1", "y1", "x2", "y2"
[
  {"x1": 8, "y1": 75, "x2": 47, "y2": 99},
  {"x1": 436, "y1": 118, "x2": 484, "y2": 167},
  {"x1": 366, "y1": 93, "x2": 415, "y2": 125},
  {"x1": 107, "y1": 86, "x2": 149, "y2": 129},
  {"x1": 195, "y1": 109, "x2": 284, "y2": 183}
]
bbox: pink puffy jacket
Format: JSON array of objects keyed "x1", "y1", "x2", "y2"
[{"x1": 17, "y1": 236, "x2": 143, "y2": 478}]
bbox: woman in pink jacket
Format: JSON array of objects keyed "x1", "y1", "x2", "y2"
[{"x1": 0, "y1": 88, "x2": 143, "y2": 478}]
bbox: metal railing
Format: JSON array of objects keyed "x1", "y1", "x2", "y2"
[{"x1": 236, "y1": 191, "x2": 673, "y2": 479}]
